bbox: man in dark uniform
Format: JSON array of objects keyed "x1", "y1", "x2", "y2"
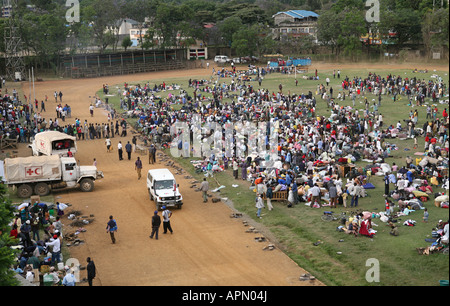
[
  {"x1": 149, "y1": 211, "x2": 161, "y2": 240},
  {"x1": 125, "y1": 141, "x2": 132, "y2": 160}
]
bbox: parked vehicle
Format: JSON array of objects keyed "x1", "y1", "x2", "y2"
[
  {"x1": 1, "y1": 155, "x2": 104, "y2": 198},
  {"x1": 147, "y1": 168, "x2": 183, "y2": 210},
  {"x1": 214, "y1": 55, "x2": 230, "y2": 64},
  {"x1": 29, "y1": 131, "x2": 77, "y2": 156}
]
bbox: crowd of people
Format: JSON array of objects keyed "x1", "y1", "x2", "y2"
[
  {"x1": 116, "y1": 65, "x2": 448, "y2": 240},
  {"x1": 1, "y1": 83, "x2": 102, "y2": 285},
  {"x1": 2, "y1": 63, "x2": 448, "y2": 285},
  {"x1": 0, "y1": 85, "x2": 79, "y2": 145},
  {"x1": 9, "y1": 200, "x2": 78, "y2": 286}
]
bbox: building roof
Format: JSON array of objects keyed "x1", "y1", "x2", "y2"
[{"x1": 273, "y1": 10, "x2": 319, "y2": 19}]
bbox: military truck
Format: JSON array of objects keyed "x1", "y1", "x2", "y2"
[{"x1": 1, "y1": 155, "x2": 103, "y2": 198}]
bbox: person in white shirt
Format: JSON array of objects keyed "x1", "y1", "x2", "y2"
[
  {"x1": 310, "y1": 184, "x2": 321, "y2": 207},
  {"x1": 45, "y1": 233, "x2": 61, "y2": 266},
  {"x1": 105, "y1": 138, "x2": 111, "y2": 152},
  {"x1": 62, "y1": 269, "x2": 76, "y2": 286},
  {"x1": 118, "y1": 141, "x2": 123, "y2": 160},
  {"x1": 255, "y1": 194, "x2": 265, "y2": 218}
]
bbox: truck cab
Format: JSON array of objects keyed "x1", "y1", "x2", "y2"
[
  {"x1": 61, "y1": 157, "x2": 102, "y2": 191},
  {"x1": 147, "y1": 168, "x2": 183, "y2": 210}
]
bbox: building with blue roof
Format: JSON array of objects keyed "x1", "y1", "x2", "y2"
[{"x1": 272, "y1": 10, "x2": 320, "y2": 42}]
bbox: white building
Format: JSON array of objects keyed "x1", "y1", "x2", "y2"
[{"x1": 272, "y1": 10, "x2": 319, "y2": 42}]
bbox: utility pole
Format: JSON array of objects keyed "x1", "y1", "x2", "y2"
[{"x1": 3, "y1": 0, "x2": 26, "y2": 81}]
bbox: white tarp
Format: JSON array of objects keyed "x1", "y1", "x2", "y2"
[
  {"x1": 3, "y1": 155, "x2": 61, "y2": 183},
  {"x1": 32, "y1": 131, "x2": 77, "y2": 156}
]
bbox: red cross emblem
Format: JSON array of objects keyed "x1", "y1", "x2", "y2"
[{"x1": 25, "y1": 167, "x2": 42, "y2": 177}]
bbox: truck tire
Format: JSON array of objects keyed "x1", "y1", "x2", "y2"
[
  {"x1": 79, "y1": 178, "x2": 94, "y2": 192},
  {"x1": 17, "y1": 184, "x2": 33, "y2": 198},
  {"x1": 34, "y1": 183, "x2": 50, "y2": 196},
  {"x1": 149, "y1": 189, "x2": 153, "y2": 201}
]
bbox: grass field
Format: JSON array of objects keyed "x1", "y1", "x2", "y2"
[{"x1": 96, "y1": 64, "x2": 449, "y2": 286}]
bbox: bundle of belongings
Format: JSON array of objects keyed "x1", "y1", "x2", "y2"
[
  {"x1": 403, "y1": 219, "x2": 416, "y2": 226},
  {"x1": 417, "y1": 220, "x2": 449, "y2": 255},
  {"x1": 434, "y1": 194, "x2": 449, "y2": 208}
]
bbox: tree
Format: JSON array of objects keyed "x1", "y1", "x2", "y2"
[
  {"x1": 17, "y1": 3, "x2": 68, "y2": 72},
  {"x1": 280, "y1": 34, "x2": 318, "y2": 55},
  {"x1": 379, "y1": 6, "x2": 422, "y2": 49},
  {"x1": 127, "y1": 0, "x2": 156, "y2": 51},
  {"x1": 121, "y1": 36, "x2": 132, "y2": 51},
  {"x1": 317, "y1": 1, "x2": 366, "y2": 57},
  {"x1": 66, "y1": 21, "x2": 95, "y2": 55},
  {"x1": 153, "y1": 2, "x2": 184, "y2": 48},
  {"x1": 213, "y1": 1, "x2": 270, "y2": 26},
  {"x1": 337, "y1": 9, "x2": 366, "y2": 59},
  {"x1": 316, "y1": 9, "x2": 341, "y2": 54},
  {"x1": 218, "y1": 16, "x2": 244, "y2": 47},
  {"x1": 141, "y1": 28, "x2": 157, "y2": 50},
  {"x1": 422, "y1": 7, "x2": 449, "y2": 57},
  {"x1": 232, "y1": 23, "x2": 275, "y2": 57},
  {"x1": 0, "y1": 182, "x2": 19, "y2": 286},
  {"x1": 82, "y1": 0, "x2": 124, "y2": 53}
]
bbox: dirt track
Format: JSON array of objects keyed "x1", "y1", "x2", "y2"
[{"x1": 14, "y1": 66, "x2": 327, "y2": 286}]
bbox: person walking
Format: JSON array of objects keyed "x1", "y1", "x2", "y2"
[
  {"x1": 125, "y1": 141, "x2": 132, "y2": 160},
  {"x1": 200, "y1": 178, "x2": 209, "y2": 203},
  {"x1": 255, "y1": 193, "x2": 265, "y2": 218},
  {"x1": 149, "y1": 210, "x2": 161, "y2": 240},
  {"x1": 86, "y1": 257, "x2": 96, "y2": 286},
  {"x1": 351, "y1": 182, "x2": 363, "y2": 208},
  {"x1": 310, "y1": 183, "x2": 321, "y2": 208},
  {"x1": 149, "y1": 144, "x2": 156, "y2": 164},
  {"x1": 118, "y1": 141, "x2": 123, "y2": 160},
  {"x1": 232, "y1": 158, "x2": 239, "y2": 179},
  {"x1": 384, "y1": 174, "x2": 390, "y2": 196},
  {"x1": 328, "y1": 184, "x2": 338, "y2": 208},
  {"x1": 135, "y1": 156, "x2": 143, "y2": 180},
  {"x1": 106, "y1": 215, "x2": 118, "y2": 244},
  {"x1": 162, "y1": 206, "x2": 173, "y2": 234},
  {"x1": 105, "y1": 137, "x2": 111, "y2": 152},
  {"x1": 266, "y1": 185, "x2": 274, "y2": 211}
]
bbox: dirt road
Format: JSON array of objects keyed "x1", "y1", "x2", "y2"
[{"x1": 17, "y1": 67, "x2": 323, "y2": 286}]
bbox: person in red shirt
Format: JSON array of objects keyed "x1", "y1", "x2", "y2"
[
  {"x1": 10, "y1": 224, "x2": 18, "y2": 239},
  {"x1": 443, "y1": 108, "x2": 448, "y2": 119}
]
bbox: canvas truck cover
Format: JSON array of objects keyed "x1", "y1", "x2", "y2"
[
  {"x1": 33, "y1": 131, "x2": 77, "y2": 156},
  {"x1": 3, "y1": 155, "x2": 62, "y2": 183}
]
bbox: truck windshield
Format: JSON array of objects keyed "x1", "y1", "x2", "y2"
[{"x1": 154, "y1": 180, "x2": 175, "y2": 190}]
